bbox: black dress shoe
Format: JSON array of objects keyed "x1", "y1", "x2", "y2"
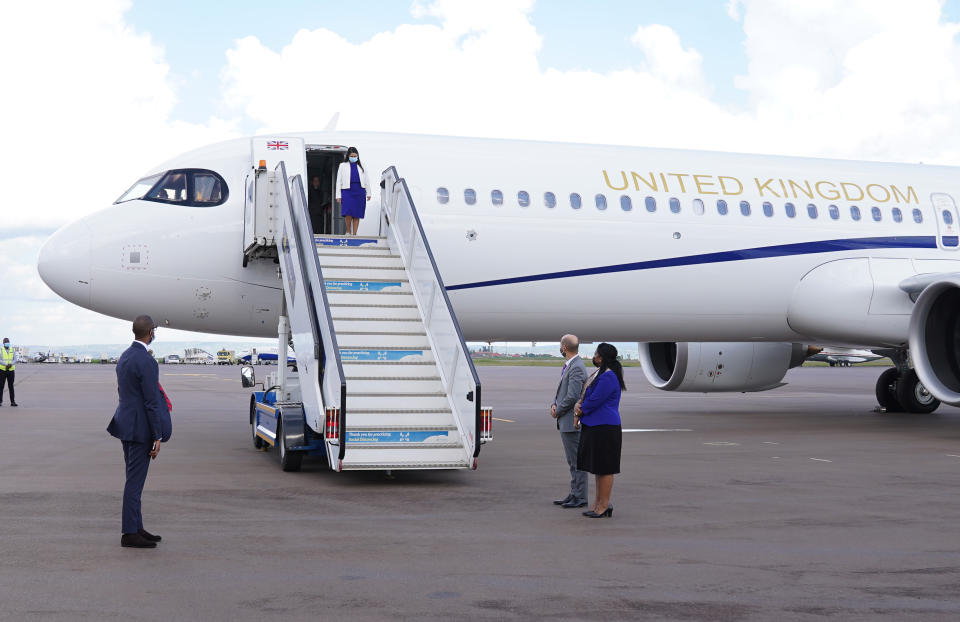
[
  {"x1": 582, "y1": 507, "x2": 613, "y2": 518},
  {"x1": 553, "y1": 495, "x2": 574, "y2": 506},
  {"x1": 10, "y1": 403, "x2": 17, "y2": 407},
  {"x1": 121, "y1": 533, "x2": 157, "y2": 548},
  {"x1": 138, "y1": 528, "x2": 161, "y2": 543},
  {"x1": 562, "y1": 500, "x2": 588, "y2": 508}
]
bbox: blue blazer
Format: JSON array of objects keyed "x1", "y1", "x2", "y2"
[
  {"x1": 580, "y1": 370, "x2": 622, "y2": 427},
  {"x1": 107, "y1": 342, "x2": 172, "y2": 443}
]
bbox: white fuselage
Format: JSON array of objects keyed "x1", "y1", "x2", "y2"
[{"x1": 38, "y1": 131, "x2": 960, "y2": 345}]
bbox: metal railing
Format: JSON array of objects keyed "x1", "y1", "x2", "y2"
[
  {"x1": 380, "y1": 166, "x2": 483, "y2": 459},
  {"x1": 277, "y1": 162, "x2": 347, "y2": 461}
]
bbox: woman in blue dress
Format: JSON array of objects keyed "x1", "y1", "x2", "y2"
[
  {"x1": 335, "y1": 147, "x2": 371, "y2": 236},
  {"x1": 574, "y1": 342, "x2": 625, "y2": 518}
]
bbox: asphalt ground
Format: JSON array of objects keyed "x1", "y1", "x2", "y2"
[{"x1": 1, "y1": 363, "x2": 959, "y2": 621}]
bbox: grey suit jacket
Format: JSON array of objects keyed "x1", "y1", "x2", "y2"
[{"x1": 553, "y1": 356, "x2": 587, "y2": 432}]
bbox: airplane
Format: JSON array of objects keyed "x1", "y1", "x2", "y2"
[
  {"x1": 37, "y1": 131, "x2": 960, "y2": 421},
  {"x1": 807, "y1": 347, "x2": 885, "y2": 367}
]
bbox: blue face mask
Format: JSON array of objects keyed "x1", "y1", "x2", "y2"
[
  {"x1": 349, "y1": 156, "x2": 358, "y2": 163},
  {"x1": 3, "y1": 343, "x2": 9, "y2": 348}
]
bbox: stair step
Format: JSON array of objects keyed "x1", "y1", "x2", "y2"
[
  {"x1": 343, "y1": 362, "x2": 440, "y2": 378},
  {"x1": 345, "y1": 412, "x2": 456, "y2": 428},
  {"x1": 340, "y1": 447, "x2": 470, "y2": 470},
  {"x1": 315, "y1": 236, "x2": 388, "y2": 248},
  {"x1": 327, "y1": 291, "x2": 416, "y2": 306},
  {"x1": 324, "y1": 279, "x2": 409, "y2": 293},
  {"x1": 317, "y1": 254, "x2": 404, "y2": 268},
  {"x1": 332, "y1": 320, "x2": 425, "y2": 333},
  {"x1": 323, "y1": 267, "x2": 408, "y2": 281},
  {"x1": 337, "y1": 333, "x2": 430, "y2": 348},
  {"x1": 340, "y1": 348, "x2": 434, "y2": 363},
  {"x1": 345, "y1": 427, "x2": 461, "y2": 446},
  {"x1": 349, "y1": 393, "x2": 451, "y2": 410},
  {"x1": 346, "y1": 378, "x2": 444, "y2": 393}
]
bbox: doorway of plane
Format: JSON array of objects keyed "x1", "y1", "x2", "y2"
[
  {"x1": 306, "y1": 145, "x2": 348, "y2": 236},
  {"x1": 930, "y1": 193, "x2": 960, "y2": 249}
]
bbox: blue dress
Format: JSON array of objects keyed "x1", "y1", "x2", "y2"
[{"x1": 341, "y1": 162, "x2": 366, "y2": 218}]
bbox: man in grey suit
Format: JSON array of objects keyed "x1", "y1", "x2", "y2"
[{"x1": 551, "y1": 334, "x2": 588, "y2": 508}]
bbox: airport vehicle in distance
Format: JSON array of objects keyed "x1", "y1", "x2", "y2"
[
  {"x1": 216, "y1": 349, "x2": 236, "y2": 366},
  {"x1": 38, "y1": 131, "x2": 960, "y2": 469}
]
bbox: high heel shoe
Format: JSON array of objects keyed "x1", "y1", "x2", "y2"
[{"x1": 582, "y1": 506, "x2": 613, "y2": 518}]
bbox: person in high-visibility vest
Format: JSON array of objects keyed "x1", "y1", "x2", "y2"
[{"x1": 0, "y1": 337, "x2": 17, "y2": 407}]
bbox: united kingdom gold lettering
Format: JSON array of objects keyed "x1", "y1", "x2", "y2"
[
  {"x1": 755, "y1": 178, "x2": 781, "y2": 198},
  {"x1": 602, "y1": 170, "x2": 628, "y2": 191},
  {"x1": 815, "y1": 181, "x2": 840, "y2": 201}
]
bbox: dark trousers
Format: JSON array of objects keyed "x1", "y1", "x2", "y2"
[
  {"x1": 561, "y1": 430, "x2": 588, "y2": 503},
  {"x1": 0, "y1": 370, "x2": 13, "y2": 404},
  {"x1": 121, "y1": 440, "x2": 151, "y2": 534}
]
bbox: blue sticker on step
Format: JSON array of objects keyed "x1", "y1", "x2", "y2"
[
  {"x1": 341, "y1": 349, "x2": 424, "y2": 361},
  {"x1": 315, "y1": 237, "x2": 381, "y2": 247},
  {"x1": 325, "y1": 280, "x2": 403, "y2": 292},
  {"x1": 347, "y1": 430, "x2": 452, "y2": 443}
]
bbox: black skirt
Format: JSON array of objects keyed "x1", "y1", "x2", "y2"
[{"x1": 577, "y1": 423, "x2": 622, "y2": 475}]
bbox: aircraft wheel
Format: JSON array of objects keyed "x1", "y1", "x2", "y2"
[
  {"x1": 875, "y1": 368, "x2": 902, "y2": 412},
  {"x1": 277, "y1": 416, "x2": 303, "y2": 472},
  {"x1": 895, "y1": 369, "x2": 940, "y2": 414}
]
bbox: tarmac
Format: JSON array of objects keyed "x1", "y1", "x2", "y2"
[{"x1": 1, "y1": 363, "x2": 959, "y2": 621}]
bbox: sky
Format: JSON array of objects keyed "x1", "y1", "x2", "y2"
[{"x1": 5, "y1": 0, "x2": 960, "y2": 347}]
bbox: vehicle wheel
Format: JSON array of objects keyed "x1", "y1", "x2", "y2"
[
  {"x1": 875, "y1": 368, "x2": 902, "y2": 412},
  {"x1": 277, "y1": 416, "x2": 303, "y2": 472},
  {"x1": 829, "y1": 361, "x2": 836, "y2": 367},
  {"x1": 895, "y1": 369, "x2": 940, "y2": 414},
  {"x1": 250, "y1": 395, "x2": 263, "y2": 449}
]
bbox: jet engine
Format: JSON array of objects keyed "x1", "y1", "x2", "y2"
[
  {"x1": 908, "y1": 276, "x2": 960, "y2": 406},
  {"x1": 639, "y1": 342, "x2": 810, "y2": 392}
]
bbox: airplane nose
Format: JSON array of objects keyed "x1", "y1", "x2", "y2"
[{"x1": 38, "y1": 219, "x2": 92, "y2": 308}]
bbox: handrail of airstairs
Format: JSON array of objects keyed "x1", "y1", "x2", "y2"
[
  {"x1": 277, "y1": 162, "x2": 347, "y2": 461},
  {"x1": 379, "y1": 166, "x2": 484, "y2": 459}
]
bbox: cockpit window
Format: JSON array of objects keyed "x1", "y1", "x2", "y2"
[
  {"x1": 115, "y1": 169, "x2": 229, "y2": 207},
  {"x1": 115, "y1": 173, "x2": 163, "y2": 203}
]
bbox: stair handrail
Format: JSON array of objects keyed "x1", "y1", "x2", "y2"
[
  {"x1": 278, "y1": 163, "x2": 347, "y2": 460},
  {"x1": 380, "y1": 166, "x2": 483, "y2": 459}
]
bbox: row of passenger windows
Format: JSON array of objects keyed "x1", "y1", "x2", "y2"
[{"x1": 435, "y1": 187, "x2": 945, "y2": 225}]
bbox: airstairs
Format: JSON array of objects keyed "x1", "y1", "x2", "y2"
[{"x1": 243, "y1": 159, "x2": 491, "y2": 472}]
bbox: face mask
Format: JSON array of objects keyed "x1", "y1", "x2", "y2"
[
  {"x1": 349, "y1": 156, "x2": 358, "y2": 163},
  {"x1": 2, "y1": 343, "x2": 8, "y2": 349}
]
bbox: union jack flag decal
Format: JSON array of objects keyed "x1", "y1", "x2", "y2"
[{"x1": 267, "y1": 140, "x2": 288, "y2": 150}]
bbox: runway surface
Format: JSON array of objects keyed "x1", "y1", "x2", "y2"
[{"x1": 1, "y1": 363, "x2": 959, "y2": 621}]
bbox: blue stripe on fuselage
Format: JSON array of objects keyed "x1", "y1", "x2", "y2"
[{"x1": 445, "y1": 236, "x2": 939, "y2": 291}]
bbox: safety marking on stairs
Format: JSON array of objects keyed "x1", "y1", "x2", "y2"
[
  {"x1": 315, "y1": 237, "x2": 382, "y2": 247},
  {"x1": 326, "y1": 280, "x2": 404, "y2": 292},
  {"x1": 346, "y1": 430, "x2": 453, "y2": 443},
  {"x1": 341, "y1": 349, "x2": 425, "y2": 361}
]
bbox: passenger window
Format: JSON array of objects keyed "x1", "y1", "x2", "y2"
[
  {"x1": 464, "y1": 188, "x2": 477, "y2": 205},
  {"x1": 913, "y1": 208, "x2": 923, "y2": 223},
  {"x1": 570, "y1": 193, "x2": 581, "y2": 209},
  {"x1": 544, "y1": 192, "x2": 556, "y2": 208},
  {"x1": 872, "y1": 206, "x2": 882, "y2": 221},
  {"x1": 892, "y1": 207, "x2": 903, "y2": 223},
  {"x1": 717, "y1": 199, "x2": 728, "y2": 215},
  {"x1": 740, "y1": 201, "x2": 751, "y2": 216},
  {"x1": 693, "y1": 198, "x2": 705, "y2": 215},
  {"x1": 851, "y1": 206, "x2": 861, "y2": 221},
  {"x1": 943, "y1": 209, "x2": 955, "y2": 225},
  {"x1": 828, "y1": 205, "x2": 840, "y2": 220},
  {"x1": 436, "y1": 187, "x2": 450, "y2": 204},
  {"x1": 645, "y1": 196, "x2": 656, "y2": 212},
  {"x1": 670, "y1": 197, "x2": 681, "y2": 214},
  {"x1": 762, "y1": 202, "x2": 774, "y2": 217},
  {"x1": 149, "y1": 171, "x2": 188, "y2": 202},
  {"x1": 492, "y1": 190, "x2": 504, "y2": 206},
  {"x1": 518, "y1": 191, "x2": 530, "y2": 207},
  {"x1": 807, "y1": 204, "x2": 818, "y2": 219},
  {"x1": 620, "y1": 195, "x2": 632, "y2": 211},
  {"x1": 595, "y1": 194, "x2": 607, "y2": 210},
  {"x1": 785, "y1": 202, "x2": 796, "y2": 218}
]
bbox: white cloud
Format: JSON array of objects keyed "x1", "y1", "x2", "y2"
[{"x1": 630, "y1": 24, "x2": 706, "y2": 92}]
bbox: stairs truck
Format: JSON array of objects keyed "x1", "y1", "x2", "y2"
[{"x1": 239, "y1": 141, "x2": 492, "y2": 472}]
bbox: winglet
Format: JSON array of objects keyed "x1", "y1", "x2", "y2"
[{"x1": 324, "y1": 112, "x2": 340, "y2": 132}]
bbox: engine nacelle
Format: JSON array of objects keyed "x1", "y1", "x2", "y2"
[
  {"x1": 639, "y1": 342, "x2": 809, "y2": 392},
  {"x1": 908, "y1": 276, "x2": 960, "y2": 406}
]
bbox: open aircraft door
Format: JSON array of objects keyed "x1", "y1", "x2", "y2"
[
  {"x1": 930, "y1": 193, "x2": 960, "y2": 250},
  {"x1": 243, "y1": 137, "x2": 307, "y2": 261}
]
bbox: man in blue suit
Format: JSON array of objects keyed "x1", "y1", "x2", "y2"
[{"x1": 107, "y1": 315, "x2": 172, "y2": 549}]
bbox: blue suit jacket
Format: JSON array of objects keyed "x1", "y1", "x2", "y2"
[
  {"x1": 107, "y1": 342, "x2": 172, "y2": 443},
  {"x1": 579, "y1": 370, "x2": 622, "y2": 427}
]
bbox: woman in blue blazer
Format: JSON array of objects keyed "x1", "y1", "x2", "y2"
[{"x1": 574, "y1": 342, "x2": 625, "y2": 518}]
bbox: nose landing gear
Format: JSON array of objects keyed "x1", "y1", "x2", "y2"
[{"x1": 875, "y1": 352, "x2": 940, "y2": 414}]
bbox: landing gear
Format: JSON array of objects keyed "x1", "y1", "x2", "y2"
[{"x1": 874, "y1": 353, "x2": 940, "y2": 414}]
